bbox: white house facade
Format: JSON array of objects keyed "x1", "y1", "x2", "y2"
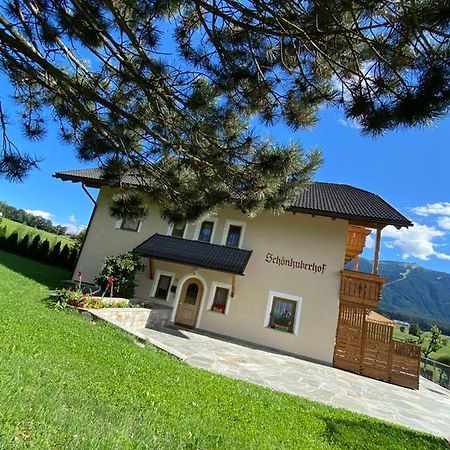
[{"x1": 55, "y1": 168, "x2": 413, "y2": 367}]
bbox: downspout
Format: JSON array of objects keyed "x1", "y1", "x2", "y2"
[{"x1": 82, "y1": 183, "x2": 96, "y2": 205}]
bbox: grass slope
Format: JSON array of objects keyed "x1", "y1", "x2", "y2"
[
  {"x1": 393, "y1": 329, "x2": 450, "y2": 361},
  {"x1": 1, "y1": 217, "x2": 73, "y2": 248},
  {"x1": 0, "y1": 250, "x2": 446, "y2": 450}
]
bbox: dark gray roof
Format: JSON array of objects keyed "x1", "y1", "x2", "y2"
[
  {"x1": 289, "y1": 182, "x2": 412, "y2": 227},
  {"x1": 54, "y1": 168, "x2": 412, "y2": 228},
  {"x1": 53, "y1": 168, "x2": 140, "y2": 187},
  {"x1": 133, "y1": 233, "x2": 253, "y2": 275}
]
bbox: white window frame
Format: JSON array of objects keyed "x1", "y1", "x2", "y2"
[
  {"x1": 221, "y1": 219, "x2": 246, "y2": 248},
  {"x1": 263, "y1": 290, "x2": 303, "y2": 336},
  {"x1": 193, "y1": 217, "x2": 218, "y2": 243},
  {"x1": 115, "y1": 218, "x2": 142, "y2": 232},
  {"x1": 150, "y1": 270, "x2": 175, "y2": 300},
  {"x1": 207, "y1": 281, "x2": 232, "y2": 316},
  {"x1": 166, "y1": 221, "x2": 188, "y2": 239}
]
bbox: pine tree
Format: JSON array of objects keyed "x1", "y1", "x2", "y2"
[
  {"x1": 49, "y1": 241, "x2": 62, "y2": 266},
  {"x1": 0, "y1": 2, "x2": 448, "y2": 220},
  {"x1": 28, "y1": 235, "x2": 41, "y2": 260},
  {"x1": 37, "y1": 240, "x2": 50, "y2": 264},
  {"x1": 17, "y1": 233, "x2": 30, "y2": 257}
]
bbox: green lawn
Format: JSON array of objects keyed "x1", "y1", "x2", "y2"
[
  {"x1": 0, "y1": 250, "x2": 446, "y2": 449},
  {"x1": 393, "y1": 328, "x2": 450, "y2": 361},
  {"x1": 0, "y1": 217, "x2": 74, "y2": 248}
]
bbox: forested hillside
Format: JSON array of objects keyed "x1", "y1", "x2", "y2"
[{"x1": 355, "y1": 258, "x2": 450, "y2": 333}]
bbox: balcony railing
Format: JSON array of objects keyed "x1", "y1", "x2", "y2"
[
  {"x1": 340, "y1": 270, "x2": 387, "y2": 308},
  {"x1": 345, "y1": 226, "x2": 371, "y2": 262}
]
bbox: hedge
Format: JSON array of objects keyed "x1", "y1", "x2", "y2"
[{"x1": 0, "y1": 229, "x2": 77, "y2": 270}]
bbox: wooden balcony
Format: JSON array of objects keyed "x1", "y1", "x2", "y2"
[
  {"x1": 340, "y1": 270, "x2": 387, "y2": 308},
  {"x1": 345, "y1": 226, "x2": 371, "y2": 263}
]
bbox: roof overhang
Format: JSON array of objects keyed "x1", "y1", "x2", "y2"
[
  {"x1": 133, "y1": 233, "x2": 253, "y2": 276},
  {"x1": 54, "y1": 168, "x2": 413, "y2": 229},
  {"x1": 287, "y1": 206, "x2": 413, "y2": 229},
  {"x1": 53, "y1": 171, "x2": 103, "y2": 188}
]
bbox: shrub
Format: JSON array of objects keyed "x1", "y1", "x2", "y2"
[
  {"x1": 0, "y1": 225, "x2": 7, "y2": 248},
  {"x1": 37, "y1": 239, "x2": 50, "y2": 263},
  {"x1": 66, "y1": 247, "x2": 78, "y2": 270},
  {"x1": 28, "y1": 235, "x2": 41, "y2": 260},
  {"x1": 5, "y1": 232, "x2": 19, "y2": 252},
  {"x1": 409, "y1": 323, "x2": 421, "y2": 337},
  {"x1": 17, "y1": 233, "x2": 30, "y2": 256},
  {"x1": 59, "y1": 244, "x2": 71, "y2": 267},
  {"x1": 94, "y1": 252, "x2": 144, "y2": 298},
  {"x1": 49, "y1": 241, "x2": 62, "y2": 265}
]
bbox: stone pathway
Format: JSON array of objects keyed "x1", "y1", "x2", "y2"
[{"x1": 89, "y1": 309, "x2": 450, "y2": 439}]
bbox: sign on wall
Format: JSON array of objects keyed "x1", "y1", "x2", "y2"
[{"x1": 265, "y1": 252, "x2": 327, "y2": 274}]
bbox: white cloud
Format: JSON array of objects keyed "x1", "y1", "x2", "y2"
[
  {"x1": 338, "y1": 118, "x2": 362, "y2": 130},
  {"x1": 383, "y1": 224, "x2": 450, "y2": 261},
  {"x1": 365, "y1": 232, "x2": 374, "y2": 249},
  {"x1": 59, "y1": 223, "x2": 86, "y2": 235},
  {"x1": 437, "y1": 217, "x2": 450, "y2": 230},
  {"x1": 68, "y1": 214, "x2": 77, "y2": 223},
  {"x1": 25, "y1": 209, "x2": 53, "y2": 220},
  {"x1": 412, "y1": 202, "x2": 450, "y2": 217}
]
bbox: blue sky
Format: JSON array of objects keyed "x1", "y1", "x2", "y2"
[{"x1": 1, "y1": 73, "x2": 449, "y2": 273}]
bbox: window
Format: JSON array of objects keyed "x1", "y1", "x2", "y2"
[
  {"x1": 154, "y1": 275, "x2": 172, "y2": 300},
  {"x1": 221, "y1": 220, "x2": 246, "y2": 248},
  {"x1": 198, "y1": 221, "x2": 214, "y2": 242},
  {"x1": 269, "y1": 298, "x2": 296, "y2": 333},
  {"x1": 170, "y1": 221, "x2": 187, "y2": 238},
  {"x1": 116, "y1": 218, "x2": 140, "y2": 232},
  {"x1": 225, "y1": 225, "x2": 242, "y2": 247},
  {"x1": 183, "y1": 283, "x2": 199, "y2": 305},
  {"x1": 211, "y1": 287, "x2": 229, "y2": 313},
  {"x1": 208, "y1": 282, "x2": 232, "y2": 315},
  {"x1": 264, "y1": 291, "x2": 302, "y2": 335}
]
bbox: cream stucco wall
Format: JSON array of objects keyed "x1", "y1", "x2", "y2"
[{"x1": 76, "y1": 187, "x2": 348, "y2": 363}]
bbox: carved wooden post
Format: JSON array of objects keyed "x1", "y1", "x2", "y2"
[
  {"x1": 372, "y1": 228, "x2": 382, "y2": 275},
  {"x1": 354, "y1": 254, "x2": 360, "y2": 271}
]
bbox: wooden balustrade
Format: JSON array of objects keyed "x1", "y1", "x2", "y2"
[
  {"x1": 334, "y1": 302, "x2": 422, "y2": 389},
  {"x1": 391, "y1": 341, "x2": 421, "y2": 389},
  {"x1": 345, "y1": 226, "x2": 371, "y2": 263},
  {"x1": 340, "y1": 270, "x2": 387, "y2": 308}
]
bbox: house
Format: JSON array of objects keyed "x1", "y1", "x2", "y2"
[
  {"x1": 55, "y1": 168, "x2": 420, "y2": 384},
  {"x1": 394, "y1": 320, "x2": 411, "y2": 333}
]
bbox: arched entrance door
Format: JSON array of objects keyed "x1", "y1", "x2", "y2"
[{"x1": 174, "y1": 278, "x2": 203, "y2": 327}]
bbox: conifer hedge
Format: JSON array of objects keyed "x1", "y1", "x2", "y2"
[{"x1": 0, "y1": 227, "x2": 77, "y2": 270}]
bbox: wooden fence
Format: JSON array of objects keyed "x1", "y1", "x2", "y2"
[{"x1": 333, "y1": 302, "x2": 421, "y2": 389}]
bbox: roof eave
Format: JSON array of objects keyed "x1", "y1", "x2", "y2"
[
  {"x1": 286, "y1": 206, "x2": 413, "y2": 229},
  {"x1": 133, "y1": 249, "x2": 247, "y2": 276},
  {"x1": 53, "y1": 172, "x2": 102, "y2": 188}
]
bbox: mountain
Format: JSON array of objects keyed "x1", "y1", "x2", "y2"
[{"x1": 352, "y1": 258, "x2": 450, "y2": 332}]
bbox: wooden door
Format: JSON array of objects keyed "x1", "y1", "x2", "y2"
[{"x1": 175, "y1": 279, "x2": 203, "y2": 327}]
